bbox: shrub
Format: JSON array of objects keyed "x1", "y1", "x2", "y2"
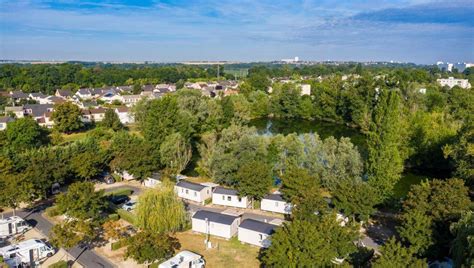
[
  {"x1": 105, "y1": 189, "x2": 133, "y2": 197},
  {"x1": 108, "y1": 213, "x2": 119, "y2": 221},
  {"x1": 117, "y1": 209, "x2": 136, "y2": 225},
  {"x1": 45, "y1": 206, "x2": 60, "y2": 217}
]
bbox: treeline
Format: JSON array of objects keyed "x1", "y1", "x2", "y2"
[{"x1": 0, "y1": 63, "x2": 233, "y2": 94}]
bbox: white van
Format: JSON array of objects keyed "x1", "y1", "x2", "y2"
[
  {"x1": 0, "y1": 239, "x2": 55, "y2": 265},
  {"x1": 0, "y1": 216, "x2": 31, "y2": 239},
  {"x1": 159, "y1": 250, "x2": 205, "y2": 268}
]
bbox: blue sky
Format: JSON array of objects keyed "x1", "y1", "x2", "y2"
[{"x1": 1, "y1": 0, "x2": 473, "y2": 63}]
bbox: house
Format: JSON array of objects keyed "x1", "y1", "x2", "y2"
[
  {"x1": 99, "y1": 90, "x2": 122, "y2": 104},
  {"x1": 23, "y1": 104, "x2": 54, "y2": 120},
  {"x1": 0, "y1": 116, "x2": 14, "y2": 131},
  {"x1": 261, "y1": 193, "x2": 292, "y2": 214},
  {"x1": 114, "y1": 107, "x2": 134, "y2": 124},
  {"x1": 29, "y1": 92, "x2": 47, "y2": 102},
  {"x1": 55, "y1": 89, "x2": 73, "y2": 99},
  {"x1": 122, "y1": 94, "x2": 143, "y2": 106},
  {"x1": 115, "y1": 170, "x2": 135, "y2": 181},
  {"x1": 212, "y1": 187, "x2": 250, "y2": 208},
  {"x1": 75, "y1": 88, "x2": 93, "y2": 100},
  {"x1": 44, "y1": 96, "x2": 66, "y2": 105},
  {"x1": 437, "y1": 77, "x2": 471, "y2": 89},
  {"x1": 9, "y1": 91, "x2": 29, "y2": 102},
  {"x1": 300, "y1": 84, "x2": 311, "y2": 96},
  {"x1": 144, "y1": 173, "x2": 162, "y2": 188},
  {"x1": 191, "y1": 210, "x2": 240, "y2": 239},
  {"x1": 175, "y1": 180, "x2": 212, "y2": 204},
  {"x1": 81, "y1": 109, "x2": 92, "y2": 123},
  {"x1": 89, "y1": 108, "x2": 106, "y2": 122},
  {"x1": 238, "y1": 219, "x2": 277, "y2": 248},
  {"x1": 40, "y1": 112, "x2": 54, "y2": 128},
  {"x1": 4, "y1": 106, "x2": 24, "y2": 118}
]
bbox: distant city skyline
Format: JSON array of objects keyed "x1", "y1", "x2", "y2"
[{"x1": 1, "y1": 0, "x2": 473, "y2": 64}]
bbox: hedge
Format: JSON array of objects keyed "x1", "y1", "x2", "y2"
[
  {"x1": 108, "y1": 213, "x2": 119, "y2": 221},
  {"x1": 48, "y1": 260, "x2": 68, "y2": 268},
  {"x1": 111, "y1": 240, "x2": 126, "y2": 251},
  {"x1": 45, "y1": 206, "x2": 60, "y2": 217},
  {"x1": 105, "y1": 189, "x2": 134, "y2": 197},
  {"x1": 117, "y1": 209, "x2": 136, "y2": 225}
]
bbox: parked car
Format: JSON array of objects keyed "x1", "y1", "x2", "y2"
[
  {"x1": 104, "y1": 175, "x2": 115, "y2": 184},
  {"x1": 108, "y1": 195, "x2": 130, "y2": 205},
  {"x1": 121, "y1": 201, "x2": 137, "y2": 211}
]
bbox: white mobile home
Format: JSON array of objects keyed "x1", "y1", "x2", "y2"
[
  {"x1": 191, "y1": 210, "x2": 240, "y2": 239},
  {"x1": 144, "y1": 173, "x2": 162, "y2": 188},
  {"x1": 212, "y1": 187, "x2": 250, "y2": 208},
  {"x1": 175, "y1": 180, "x2": 212, "y2": 204},
  {"x1": 238, "y1": 219, "x2": 277, "y2": 248},
  {"x1": 0, "y1": 239, "x2": 55, "y2": 266},
  {"x1": 158, "y1": 250, "x2": 205, "y2": 268},
  {"x1": 0, "y1": 216, "x2": 31, "y2": 238},
  {"x1": 261, "y1": 193, "x2": 292, "y2": 214}
]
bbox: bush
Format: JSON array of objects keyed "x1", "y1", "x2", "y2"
[
  {"x1": 117, "y1": 209, "x2": 136, "y2": 225},
  {"x1": 111, "y1": 239, "x2": 126, "y2": 251},
  {"x1": 204, "y1": 198, "x2": 212, "y2": 205},
  {"x1": 45, "y1": 206, "x2": 60, "y2": 217},
  {"x1": 108, "y1": 213, "x2": 119, "y2": 221},
  {"x1": 48, "y1": 260, "x2": 68, "y2": 268}
]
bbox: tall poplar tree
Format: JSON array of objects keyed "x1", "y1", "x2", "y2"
[{"x1": 367, "y1": 89, "x2": 404, "y2": 202}]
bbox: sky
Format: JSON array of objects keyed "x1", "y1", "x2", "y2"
[{"x1": 0, "y1": 0, "x2": 473, "y2": 63}]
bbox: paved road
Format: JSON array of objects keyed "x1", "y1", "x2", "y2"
[{"x1": 4, "y1": 206, "x2": 116, "y2": 268}]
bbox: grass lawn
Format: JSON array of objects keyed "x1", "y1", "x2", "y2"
[
  {"x1": 393, "y1": 173, "x2": 428, "y2": 199},
  {"x1": 175, "y1": 231, "x2": 261, "y2": 268},
  {"x1": 61, "y1": 131, "x2": 90, "y2": 143}
]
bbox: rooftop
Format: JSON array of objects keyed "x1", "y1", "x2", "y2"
[
  {"x1": 213, "y1": 186, "x2": 239, "y2": 196},
  {"x1": 239, "y1": 219, "x2": 277, "y2": 234},
  {"x1": 192, "y1": 210, "x2": 239, "y2": 225},
  {"x1": 176, "y1": 180, "x2": 207, "y2": 191}
]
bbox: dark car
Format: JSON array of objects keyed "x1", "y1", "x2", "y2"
[{"x1": 108, "y1": 195, "x2": 130, "y2": 205}]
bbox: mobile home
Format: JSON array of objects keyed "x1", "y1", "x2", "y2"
[
  {"x1": 238, "y1": 219, "x2": 277, "y2": 248},
  {"x1": 175, "y1": 180, "x2": 212, "y2": 204},
  {"x1": 158, "y1": 251, "x2": 205, "y2": 268},
  {"x1": 191, "y1": 210, "x2": 240, "y2": 239},
  {"x1": 261, "y1": 193, "x2": 292, "y2": 214},
  {"x1": 0, "y1": 239, "x2": 55, "y2": 266},
  {"x1": 212, "y1": 187, "x2": 250, "y2": 208},
  {"x1": 0, "y1": 216, "x2": 31, "y2": 239}
]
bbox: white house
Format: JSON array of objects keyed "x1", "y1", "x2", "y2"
[
  {"x1": 175, "y1": 180, "x2": 212, "y2": 205},
  {"x1": 115, "y1": 170, "x2": 135, "y2": 181},
  {"x1": 4, "y1": 106, "x2": 24, "y2": 118},
  {"x1": 144, "y1": 173, "x2": 162, "y2": 188},
  {"x1": 75, "y1": 88, "x2": 93, "y2": 100},
  {"x1": 90, "y1": 108, "x2": 106, "y2": 122},
  {"x1": 122, "y1": 94, "x2": 143, "y2": 106},
  {"x1": 261, "y1": 193, "x2": 292, "y2": 214},
  {"x1": 300, "y1": 84, "x2": 311, "y2": 96},
  {"x1": 212, "y1": 187, "x2": 250, "y2": 208},
  {"x1": 0, "y1": 117, "x2": 14, "y2": 131},
  {"x1": 191, "y1": 210, "x2": 240, "y2": 239},
  {"x1": 437, "y1": 77, "x2": 471, "y2": 89},
  {"x1": 238, "y1": 219, "x2": 277, "y2": 248},
  {"x1": 115, "y1": 107, "x2": 134, "y2": 124}
]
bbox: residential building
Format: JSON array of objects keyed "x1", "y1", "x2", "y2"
[
  {"x1": 212, "y1": 187, "x2": 250, "y2": 208},
  {"x1": 9, "y1": 91, "x2": 29, "y2": 102},
  {"x1": 114, "y1": 107, "x2": 134, "y2": 124},
  {"x1": 238, "y1": 219, "x2": 277, "y2": 248},
  {"x1": 81, "y1": 109, "x2": 92, "y2": 123},
  {"x1": 89, "y1": 108, "x2": 106, "y2": 122},
  {"x1": 122, "y1": 94, "x2": 143, "y2": 106},
  {"x1": 0, "y1": 116, "x2": 14, "y2": 131},
  {"x1": 191, "y1": 210, "x2": 240, "y2": 239},
  {"x1": 437, "y1": 77, "x2": 471, "y2": 89},
  {"x1": 75, "y1": 88, "x2": 93, "y2": 100},
  {"x1": 175, "y1": 180, "x2": 212, "y2": 204},
  {"x1": 55, "y1": 89, "x2": 73, "y2": 99},
  {"x1": 144, "y1": 173, "x2": 162, "y2": 188},
  {"x1": 261, "y1": 193, "x2": 292, "y2": 214},
  {"x1": 4, "y1": 106, "x2": 25, "y2": 118},
  {"x1": 23, "y1": 104, "x2": 54, "y2": 119}
]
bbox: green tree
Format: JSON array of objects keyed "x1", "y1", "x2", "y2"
[
  {"x1": 49, "y1": 220, "x2": 95, "y2": 249},
  {"x1": 196, "y1": 131, "x2": 217, "y2": 177},
  {"x1": 55, "y1": 182, "x2": 106, "y2": 221},
  {"x1": 4, "y1": 117, "x2": 49, "y2": 153},
  {"x1": 0, "y1": 156, "x2": 32, "y2": 213},
  {"x1": 262, "y1": 215, "x2": 359, "y2": 267},
  {"x1": 372, "y1": 237, "x2": 427, "y2": 268},
  {"x1": 110, "y1": 132, "x2": 160, "y2": 180},
  {"x1": 101, "y1": 109, "x2": 123, "y2": 131},
  {"x1": 450, "y1": 212, "x2": 474, "y2": 267},
  {"x1": 332, "y1": 179, "x2": 377, "y2": 222},
  {"x1": 397, "y1": 210, "x2": 433, "y2": 255},
  {"x1": 51, "y1": 102, "x2": 83, "y2": 132},
  {"x1": 125, "y1": 231, "x2": 180, "y2": 265},
  {"x1": 367, "y1": 89, "x2": 404, "y2": 202},
  {"x1": 270, "y1": 83, "x2": 302, "y2": 118},
  {"x1": 135, "y1": 186, "x2": 187, "y2": 234},
  {"x1": 159, "y1": 132, "x2": 192, "y2": 175},
  {"x1": 235, "y1": 160, "x2": 272, "y2": 201},
  {"x1": 444, "y1": 119, "x2": 473, "y2": 190},
  {"x1": 70, "y1": 138, "x2": 107, "y2": 180}
]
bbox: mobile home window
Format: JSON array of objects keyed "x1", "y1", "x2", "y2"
[
  {"x1": 238, "y1": 197, "x2": 242, "y2": 202},
  {"x1": 275, "y1": 201, "x2": 279, "y2": 207},
  {"x1": 185, "y1": 189, "x2": 189, "y2": 194},
  {"x1": 227, "y1": 196, "x2": 231, "y2": 201},
  {"x1": 194, "y1": 192, "x2": 197, "y2": 197},
  {"x1": 259, "y1": 234, "x2": 263, "y2": 241},
  {"x1": 222, "y1": 195, "x2": 225, "y2": 200}
]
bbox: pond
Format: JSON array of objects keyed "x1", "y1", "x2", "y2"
[{"x1": 249, "y1": 118, "x2": 367, "y2": 156}]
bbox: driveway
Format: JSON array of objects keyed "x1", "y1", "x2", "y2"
[{"x1": 4, "y1": 205, "x2": 116, "y2": 268}]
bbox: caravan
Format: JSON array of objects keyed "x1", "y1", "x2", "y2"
[
  {"x1": 0, "y1": 216, "x2": 31, "y2": 239},
  {"x1": 0, "y1": 239, "x2": 55, "y2": 266}
]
